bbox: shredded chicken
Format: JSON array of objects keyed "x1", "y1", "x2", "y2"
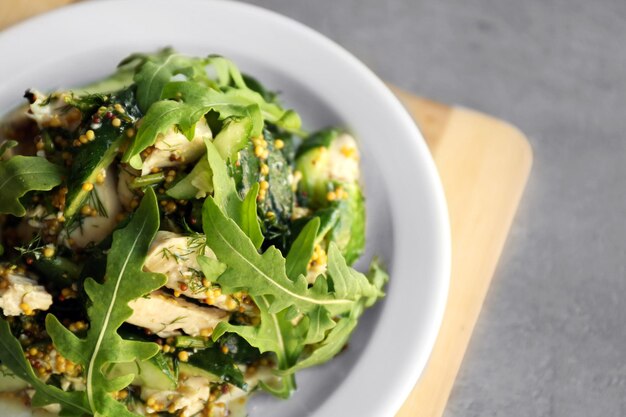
[
  {"x1": 0, "y1": 271, "x2": 52, "y2": 316},
  {"x1": 127, "y1": 291, "x2": 229, "y2": 337},
  {"x1": 141, "y1": 120, "x2": 211, "y2": 176},
  {"x1": 144, "y1": 231, "x2": 240, "y2": 311}
]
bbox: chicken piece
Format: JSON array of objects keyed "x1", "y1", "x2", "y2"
[
  {"x1": 63, "y1": 167, "x2": 122, "y2": 248},
  {"x1": 142, "y1": 376, "x2": 211, "y2": 417},
  {"x1": 144, "y1": 231, "x2": 239, "y2": 311},
  {"x1": 117, "y1": 167, "x2": 141, "y2": 212},
  {"x1": 0, "y1": 270, "x2": 52, "y2": 316},
  {"x1": 141, "y1": 119, "x2": 211, "y2": 176},
  {"x1": 25, "y1": 89, "x2": 81, "y2": 131},
  {"x1": 127, "y1": 291, "x2": 229, "y2": 337},
  {"x1": 327, "y1": 133, "x2": 360, "y2": 183}
]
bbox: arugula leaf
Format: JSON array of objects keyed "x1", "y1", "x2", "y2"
[
  {"x1": 122, "y1": 85, "x2": 257, "y2": 170},
  {"x1": 202, "y1": 196, "x2": 321, "y2": 313},
  {"x1": 123, "y1": 51, "x2": 303, "y2": 169},
  {"x1": 364, "y1": 257, "x2": 390, "y2": 307},
  {"x1": 162, "y1": 81, "x2": 264, "y2": 136},
  {"x1": 211, "y1": 295, "x2": 297, "y2": 398},
  {"x1": 302, "y1": 306, "x2": 336, "y2": 346},
  {"x1": 45, "y1": 188, "x2": 167, "y2": 417},
  {"x1": 202, "y1": 191, "x2": 387, "y2": 386},
  {"x1": 201, "y1": 196, "x2": 377, "y2": 315},
  {"x1": 164, "y1": 80, "x2": 299, "y2": 134},
  {"x1": 205, "y1": 139, "x2": 244, "y2": 221},
  {"x1": 133, "y1": 51, "x2": 212, "y2": 112},
  {"x1": 279, "y1": 258, "x2": 388, "y2": 375},
  {"x1": 280, "y1": 313, "x2": 358, "y2": 375},
  {"x1": 122, "y1": 100, "x2": 199, "y2": 169},
  {"x1": 220, "y1": 87, "x2": 302, "y2": 134},
  {"x1": 0, "y1": 319, "x2": 90, "y2": 416},
  {"x1": 135, "y1": 55, "x2": 183, "y2": 112},
  {"x1": 206, "y1": 55, "x2": 248, "y2": 89},
  {"x1": 285, "y1": 218, "x2": 320, "y2": 280},
  {"x1": 326, "y1": 244, "x2": 384, "y2": 309},
  {"x1": 204, "y1": 139, "x2": 263, "y2": 249},
  {"x1": 205, "y1": 56, "x2": 302, "y2": 133},
  {"x1": 0, "y1": 156, "x2": 65, "y2": 217},
  {"x1": 72, "y1": 48, "x2": 177, "y2": 96},
  {"x1": 197, "y1": 256, "x2": 227, "y2": 281}
]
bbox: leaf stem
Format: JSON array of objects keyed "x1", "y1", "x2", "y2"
[{"x1": 130, "y1": 172, "x2": 165, "y2": 188}]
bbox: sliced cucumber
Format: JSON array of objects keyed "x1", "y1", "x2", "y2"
[
  {"x1": 213, "y1": 117, "x2": 253, "y2": 161},
  {"x1": 107, "y1": 353, "x2": 177, "y2": 391},
  {"x1": 178, "y1": 363, "x2": 220, "y2": 383},
  {"x1": 64, "y1": 89, "x2": 141, "y2": 218}
]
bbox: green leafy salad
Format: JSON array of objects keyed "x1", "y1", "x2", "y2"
[{"x1": 0, "y1": 49, "x2": 388, "y2": 417}]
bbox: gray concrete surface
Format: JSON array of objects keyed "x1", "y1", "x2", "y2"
[{"x1": 239, "y1": 1, "x2": 626, "y2": 416}]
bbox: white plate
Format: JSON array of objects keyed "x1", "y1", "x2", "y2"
[{"x1": 0, "y1": 1, "x2": 450, "y2": 416}]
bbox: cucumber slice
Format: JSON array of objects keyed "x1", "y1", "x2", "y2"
[
  {"x1": 107, "y1": 353, "x2": 177, "y2": 391},
  {"x1": 213, "y1": 117, "x2": 253, "y2": 161},
  {"x1": 64, "y1": 89, "x2": 141, "y2": 218},
  {"x1": 177, "y1": 363, "x2": 220, "y2": 383}
]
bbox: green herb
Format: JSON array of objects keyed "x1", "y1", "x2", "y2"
[
  {"x1": 0, "y1": 156, "x2": 65, "y2": 217},
  {"x1": 86, "y1": 186, "x2": 108, "y2": 217},
  {"x1": 278, "y1": 259, "x2": 388, "y2": 375},
  {"x1": 121, "y1": 93, "x2": 255, "y2": 170},
  {"x1": 201, "y1": 196, "x2": 378, "y2": 316},
  {"x1": 186, "y1": 347, "x2": 247, "y2": 390},
  {"x1": 0, "y1": 319, "x2": 90, "y2": 416},
  {"x1": 204, "y1": 139, "x2": 264, "y2": 249},
  {"x1": 205, "y1": 55, "x2": 248, "y2": 89},
  {"x1": 135, "y1": 53, "x2": 198, "y2": 112},
  {"x1": 44, "y1": 188, "x2": 167, "y2": 416},
  {"x1": 364, "y1": 257, "x2": 390, "y2": 307},
  {"x1": 285, "y1": 217, "x2": 320, "y2": 280},
  {"x1": 163, "y1": 81, "x2": 300, "y2": 135},
  {"x1": 166, "y1": 158, "x2": 213, "y2": 200},
  {"x1": 63, "y1": 92, "x2": 107, "y2": 114},
  {"x1": 197, "y1": 257, "x2": 227, "y2": 282},
  {"x1": 211, "y1": 295, "x2": 297, "y2": 397},
  {"x1": 281, "y1": 311, "x2": 358, "y2": 375},
  {"x1": 201, "y1": 191, "x2": 385, "y2": 395},
  {"x1": 121, "y1": 49, "x2": 303, "y2": 170}
]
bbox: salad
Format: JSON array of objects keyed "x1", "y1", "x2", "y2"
[{"x1": 0, "y1": 49, "x2": 388, "y2": 417}]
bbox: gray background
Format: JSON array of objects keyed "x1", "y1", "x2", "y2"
[{"x1": 238, "y1": 1, "x2": 626, "y2": 416}]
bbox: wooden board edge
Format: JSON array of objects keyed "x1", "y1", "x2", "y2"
[
  {"x1": 394, "y1": 95, "x2": 533, "y2": 417},
  {"x1": 0, "y1": 0, "x2": 78, "y2": 30}
]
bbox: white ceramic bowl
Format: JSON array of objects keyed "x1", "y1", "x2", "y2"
[{"x1": 0, "y1": 1, "x2": 450, "y2": 416}]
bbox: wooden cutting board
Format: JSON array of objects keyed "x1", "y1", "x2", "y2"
[
  {"x1": 0, "y1": 3, "x2": 533, "y2": 417},
  {"x1": 392, "y1": 90, "x2": 532, "y2": 417}
]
